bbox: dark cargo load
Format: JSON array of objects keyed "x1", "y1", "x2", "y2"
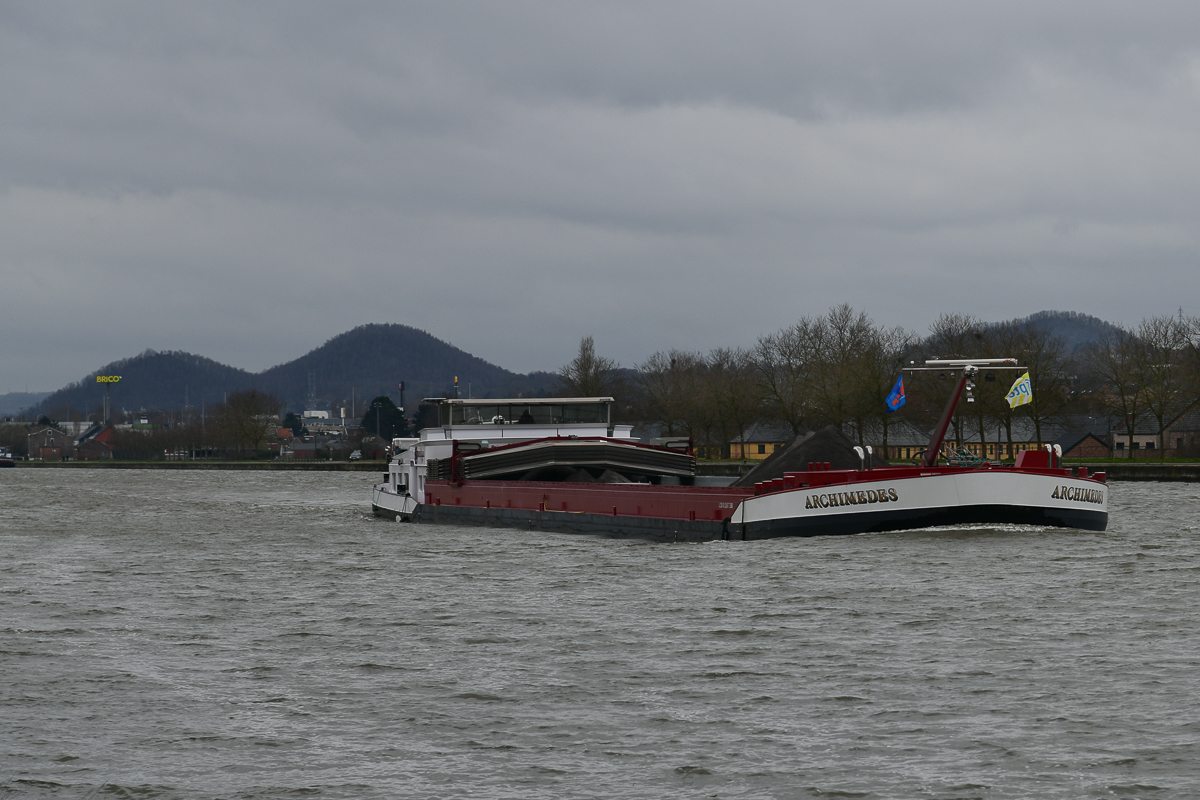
[{"x1": 731, "y1": 425, "x2": 890, "y2": 487}]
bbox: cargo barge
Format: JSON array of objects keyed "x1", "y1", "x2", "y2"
[{"x1": 371, "y1": 360, "x2": 1108, "y2": 541}]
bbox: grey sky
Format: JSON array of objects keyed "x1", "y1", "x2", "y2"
[{"x1": 4, "y1": 2, "x2": 1200, "y2": 393}]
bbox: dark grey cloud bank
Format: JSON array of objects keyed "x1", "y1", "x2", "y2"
[{"x1": 4, "y1": 2, "x2": 1200, "y2": 393}]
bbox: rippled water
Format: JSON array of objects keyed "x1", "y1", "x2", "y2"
[{"x1": 2, "y1": 470, "x2": 1200, "y2": 798}]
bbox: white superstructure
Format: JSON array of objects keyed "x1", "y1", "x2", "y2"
[{"x1": 372, "y1": 397, "x2": 635, "y2": 519}]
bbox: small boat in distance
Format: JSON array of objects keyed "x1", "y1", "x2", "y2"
[
  {"x1": 0, "y1": 447, "x2": 15, "y2": 467},
  {"x1": 372, "y1": 359, "x2": 1107, "y2": 541}
]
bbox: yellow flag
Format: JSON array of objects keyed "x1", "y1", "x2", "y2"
[{"x1": 1006, "y1": 372, "x2": 1032, "y2": 408}]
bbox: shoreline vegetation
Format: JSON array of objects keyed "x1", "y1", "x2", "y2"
[
  {"x1": 12, "y1": 459, "x2": 1200, "y2": 481},
  {"x1": 12, "y1": 460, "x2": 384, "y2": 471}
]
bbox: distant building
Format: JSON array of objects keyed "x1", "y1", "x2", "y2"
[
  {"x1": 28, "y1": 427, "x2": 75, "y2": 461},
  {"x1": 75, "y1": 439, "x2": 113, "y2": 461},
  {"x1": 52, "y1": 420, "x2": 94, "y2": 437},
  {"x1": 1110, "y1": 409, "x2": 1200, "y2": 458},
  {"x1": 868, "y1": 420, "x2": 930, "y2": 462},
  {"x1": 280, "y1": 434, "x2": 351, "y2": 460},
  {"x1": 287, "y1": 440, "x2": 318, "y2": 460},
  {"x1": 1168, "y1": 411, "x2": 1200, "y2": 456},
  {"x1": 131, "y1": 412, "x2": 168, "y2": 431},
  {"x1": 729, "y1": 423, "x2": 794, "y2": 461},
  {"x1": 1057, "y1": 432, "x2": 1109, "y2": 459}
]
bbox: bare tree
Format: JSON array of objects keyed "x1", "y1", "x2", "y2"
[
  {"x1": 1184, "y1": 315, "x2": 1200, "y2": 386},
  {"x1": 1084, "y1": 327, "x2": 1145, "y2": 454},
  {"x1": 212, "y1": 390, "x2": 282, "y2": 458},
  {"x1": 680, "y1": 355, "x2": 720, "y2": 454},
  {"x1": 1137, "y1": 315, "x2": 1193, "y2": 456},
  {"x1": 754, "y1": 317, "x2": 822, "y2": 436},
  {"x1": 638, "y1": 347, "x2": 765, "y2": 457},
  {"x1": 637, "y1": 349, "x2": 703, "y2": 438},
  {"x1": 754, "y1": 305, "x2": 915, "y2": 448},
  {"x1": 0, "y1": 423, "x2": 30, "y2": 459},
  {"x1": 558, "y1": 336, "x2": 620, "y2": 398},
  {"x1": 706, "y1": 347, "x2": 765, "y2": 460},
  {"x1": 812, "y1": 304, "x2": 875, "y2": 431}
]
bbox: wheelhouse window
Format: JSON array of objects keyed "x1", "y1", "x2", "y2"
[{"x1": 439, "y1": 400, "x2": 610, "y2": 426}]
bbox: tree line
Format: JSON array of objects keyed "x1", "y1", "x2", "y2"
[
  {"x1": 558, "y1": 306, "x2": 1200, "y2": 459},
  {"x1": 12, "y1": 307, "x2": 1200, "y2": 462}
]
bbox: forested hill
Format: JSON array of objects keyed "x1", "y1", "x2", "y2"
[
  {"x1": 32, "y1": 351, "x2": 258, "y2": 419},
  {"x1": 255, "y1": 324, "x2": 558, "y2": 407},
  {"x1": 30, "y1": 324, "x2": 560, "y2": 418},
  {"x1": 1006, "y1": 311, "x2": 1123, "y2": 352},
  {"x1": 0, "y1": 391, "x2": 52, "y2": 417}
]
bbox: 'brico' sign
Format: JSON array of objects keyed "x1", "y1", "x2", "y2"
[{"x1": 96, "y1": 375, "x2": 122, "y2": 383}]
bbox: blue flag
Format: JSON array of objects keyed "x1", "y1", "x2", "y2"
[{"x1": 885, "y1": 374, "x2": 905, "y2": 412}]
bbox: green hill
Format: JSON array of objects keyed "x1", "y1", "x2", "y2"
[
  {"x1": 30, "y1": 324, "x2": 560, "y2": 419},
  {"x1": 1008, "y1": 310, "x2": 1123, "y2": 352},
  {"x1": 34, "y1": 351, "x2": 258, "y2": 420}
]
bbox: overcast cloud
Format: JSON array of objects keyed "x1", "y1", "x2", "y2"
[{"x1": 4, "y1": 1, "x2": 1200, "y2": 393}]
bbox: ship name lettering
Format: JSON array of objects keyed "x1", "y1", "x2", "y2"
[
  {"x1": 1051, "y1": 485, "x2": 1105, "y2": 505},
  {"x1": 806, "y1": 486, "x2": 899, "y2": 510}
]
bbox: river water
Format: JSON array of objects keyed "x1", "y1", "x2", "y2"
[{"x1": 2, "y1": 470, "x2": 1198, "y2": 799}]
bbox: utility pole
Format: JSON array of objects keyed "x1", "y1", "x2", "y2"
[{"x1": 398, "y1": 381, "x2": 406, "y2": 435}]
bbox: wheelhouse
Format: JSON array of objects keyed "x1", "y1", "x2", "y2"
[{"x1": 426, "y1": 397, "x2": 614, "y2": 430}]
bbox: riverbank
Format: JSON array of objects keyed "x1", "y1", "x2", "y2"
[
  {"x1": 14, "y1": 459, "x2": 1200, "y2": 480},
  {"x1": 14, "y1": 460, "x2": 384, "y2": 471},
  {"x1": 698, "y1": 460, "x2": 1200, "y2": 482},
  {"x1": 701, "y1": 461, "x2": 1200, "y2": 481},
  {"x1": 14, "y1": 460, "x2": 756, "y2": 476},
  {"x1": 1071, "y1": 462, "x2": 1200, "y2": 481}
]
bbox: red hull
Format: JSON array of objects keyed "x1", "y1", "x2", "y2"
[{"x1": 424, "y1": 479, "x2": 752, "y2": 522}]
